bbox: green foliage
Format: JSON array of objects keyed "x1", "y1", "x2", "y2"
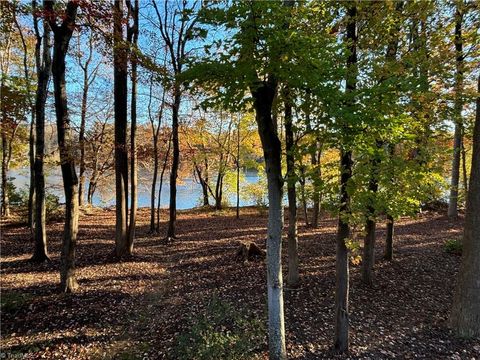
[
  {"x1": 243, "y1": 167, "x2": 268, "y2": 208},
  {"x1": 44, "y1": 192, "x2": 63, "y2": 222},
  {"x1": 0, "y1": 292, "x2": 32, "y2": 314},
  {"x1": 6, "y1": 177, "x2": 23, "y2": 206},
  {"x1": 444, "y1": 239, "x2": 462, "y2": 255},
  {"x1": 8, "y1": 182, "x2": 63, "y2": 223},
  {"x1": 173, "y1": 296, "x2": 265, "y2": 360}
]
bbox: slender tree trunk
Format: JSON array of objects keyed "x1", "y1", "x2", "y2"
[
  {"x1": 311, "y1": 142, "x2": 321, "y2": 228},
  {"x1": 448, "y1": 4, "x2": 464, "y2": 219},
  {"x1": 284, "y1": 88, "x2": 299, "y2": 287},
  {"x1": 113, "y1": 0, "x2": 129, "y2": 257},
  {"x1": 461, "y1": 130, "x2": 468, "y2": 196},
  {"x1": 47, "y1": 0, "x2": 80, "y2": 292},
  {"x1": 167, "y1": 90, "x2": 180, "y2": 239},
  {"x1": 127, "y1": 0, "x2": 139, "y2": 254},
  {"x1": 299, "y1": 165, "x2": 309, "y2": 227},
  {"x1": 194, "y1": 163, "x2": 210, "y2": 207},
  {"x1": 78, "y1": 76, "x2": 88, "y2": 208},
  {"x1": 361, "y1": 141, "x2": 381, "y2": 286},
  {"x1": 87, "y1": 174, "x2": 97, "y2": 205},
  {"x1": 252, "y1": 80, "x2": 286, "y2": 360},
  {"x1": 385, "y1": 214, "x2": 394, "y2": 260},
  {"x1": 156, "y1": 135, "x2": 172, "y2": 233},
  {"x1": 335, "y1": 2, "x2": 357, "y2": 352},
  {"x1": 77, "y1": 32, "x2": 95, "y2": 209},
  {"x1": 236, "y1": 120, "x2": 240, "y2": 219},
  {"x1": 385, "y1": 144, "x2": 395, "y2": 260},
  {"x1": 149, "y1": 76, "x2": 165, "y2": 232},
  {"x1": 13, "y1": 11, "x2": 35, "y2": 230},
  {"x1": 28, "y1": 111, "x2": 35, "y2": 231},
  {"x1": 31, "y1": 14, "x2": 51, "y2": 263},
  {"x1": 1, "y1": 133, "x2": 10, "y2": 218},
  {"x1": 450, "y1": 75, "x2": 480, "y2": 338},
  {"x1": 335, "y1": 150, "x2": 352, "y2": 353},
  {"x1": 150, "y1": 136, "x2": 159, "y2": 232},
  {"x1": 214, "y1": 168, "x2": 224, "y2": 210}
]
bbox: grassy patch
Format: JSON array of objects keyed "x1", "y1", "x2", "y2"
[
  {"x1": 1, "y1": 292, "x2": 32, "y2": 314},
  {"x1": 444, "y1": 238, "x2": 462, "y2": 255},
  {"x1": 173, "y1": 296, "x2": 265, "y2": 360}
]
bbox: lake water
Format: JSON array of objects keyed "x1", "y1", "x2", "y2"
[{"x1": 9, "y1": 167, "x2": 261, "y2": 210}]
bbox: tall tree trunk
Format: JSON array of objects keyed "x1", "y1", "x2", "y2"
[
  {"x1": 450, "y1": 75, "x2": 480, "y2": 338},
  {"x1": 284, "y1": 87, "x2": 299, "y2": 287},
  {"x1": 113, "y1": 0, "x2": 129, "y2": 257},
  {"x1": 299, "y1": 165, "x2": 309, "y2": 227},
  {"x1": 87, "y1": 172, "x2": 97, "y2": 205},
  {"x1": 28, "y1": 110, "x2": 35, "y2": 232},
  {"x1": 448, "y1": 3, "x2": 464, "y2": 219},
  {"x1": 361, "y1": 141, "x2": 381, "y2": 285},
  {"x1": 77, "y1": 32, "x2": 95, "y2": 208},
  {"x1": 77, "y1": 34, "x2": 94, "y2": 208},
  {"x1": 252, "y1": 80, "x2": 286, "y2": 360},
  {"x1": 335, "y1": 2, "x2": 357, "y2": 352},
  {"x1": 148, "y1": 77, "x2": 166, "y2": 232},
  {"x1": 1, "y1": 133, "x2": 10, "y2": 218},
  {"x1": 166, "y1": 90, "x2": 180, "y2": 239},
  {"x1": 214, "y1": 167, "x2": 224, "y2": 210},
  {"x1": 156, "y1": 135, "x2": 172, "y2": 233},
  {"x1": 335, "y1": 150, "x2": 352, "y2": 352},
  {"x1": 78, "y1": 72, "x2": 88, "y2": 208},
  {"x1": 385, "y1": 144, "x2": 395, "y2": 260},
  {"x1": 31, "y1": 11, "x2": 51, "y2": 263},
  {"x1": 150, "y1": 135, "x2": 159, "y2": 232},
  {"x1": 47, "y1": 0, "x2": 80, "y2": 292},
  {"x1": 194, "y1": 163, "x2": 210, "y2": 207},
  {"x1": 311, "y1": 142, "x2": 321, "y2": 228},
  {"x1": 461, "y1": 129, "x2": 468, "y2": 195},
  {"x1": 236, "y1": 120, "x2": 240, "y2": 219},
  {"x1": 127, "y1": 0, "x2": 139, "y2": 254},
  {"x1": 13, "y1": 10, "x2": 35, "y2": 229}
]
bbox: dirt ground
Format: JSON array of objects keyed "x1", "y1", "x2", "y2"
[{"x1": 1, "y1": 207, "x2": 479, "y2": 359}]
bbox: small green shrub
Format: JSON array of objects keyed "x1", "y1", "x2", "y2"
[
  {"x1": 445, "y1": 239, "x2": 462, "y2": 255},
  {"x1": 173, "y1": 296, "x2": 265, "y2": 360},
  {"x1": 1, "y1": 292, "x2": 32, "y2": 313},
  {"x1": 44, "y1": 192, "x2": 63, "y2": 222},
  {"x1": 6, "y1": 177, "x2": 24, "y2": 206}
]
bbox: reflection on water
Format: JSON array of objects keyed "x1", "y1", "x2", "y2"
[{"x1": 10, "y1": 167, "x2": 260, "y2": 210}]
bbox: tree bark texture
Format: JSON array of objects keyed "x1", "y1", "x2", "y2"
[
  {"x1": 47, "y1": 0, "x2": 80, "y2": 292},
  {"x1": 31, "y1": 12, "x2": 51, "y2": 263},
  {"x1": 450, "y1": 75, "x2": 480, "y2": 338},
  {"x1": 113, "y1": 0, "x2": 129, "y2": 257}
]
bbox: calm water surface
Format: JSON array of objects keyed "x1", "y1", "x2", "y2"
[{"x1": 10, "y1": 167, "x2": 260, "y2": 210}]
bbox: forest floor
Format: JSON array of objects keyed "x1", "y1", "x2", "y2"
[{"x1": 1, "y1": 206, "x2": 479, "y2": 359}]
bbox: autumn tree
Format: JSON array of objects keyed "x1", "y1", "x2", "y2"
[
  {"x1": 448, "y1": 1, "x2": 465, "y2": 219},
  {"x1": 152, "y1": 0, "x2": 200, "y2": 240},
  {"x1": 126, "y1": 0, "x2": 139, "y2": 253},
  {"x1": 450, "y1": 74, "x2": 480, "y2": 338},
  {"x1": 45, "y1": 0, "x2": 80, "y2": 292},
  {"x1": 75, "y1": 29, "x2": 99, "y2": 207},
  {"x1": 113, "y1": 0, "x2": 129, "y2": 257},
  {"x1": 12, "y1": 4, "x2": 36, "y2": 231},
  {"x1": 31, "y1": 0, "x2": 51, "y2": 263}
]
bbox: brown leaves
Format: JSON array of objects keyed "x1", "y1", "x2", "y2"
[{"x1": 0, "y1": 208, "x2": 479, "y2": 359}]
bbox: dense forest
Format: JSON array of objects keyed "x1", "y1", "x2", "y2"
[{"x1": 1, "y1": 0, "x2": 479, "y2": 359}]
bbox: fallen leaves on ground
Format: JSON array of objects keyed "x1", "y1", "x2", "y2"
[{"x1": 1, "y1": 207, "x2": 478, "y2": 359}]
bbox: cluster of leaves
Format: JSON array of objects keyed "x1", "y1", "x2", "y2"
[
  {"x1": 444, "y1": 238, "x2": 463, "y2": 255},
  {"x1": 174, "y1": 296, "x2": 265, "y2": 360},
  {"x1": 7, "y1": 179, "x2": 63, "y2": 223}
]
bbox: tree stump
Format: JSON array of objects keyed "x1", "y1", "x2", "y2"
[{"x1": 235, "y1": 242, "x2": 266, "y2": 262}]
